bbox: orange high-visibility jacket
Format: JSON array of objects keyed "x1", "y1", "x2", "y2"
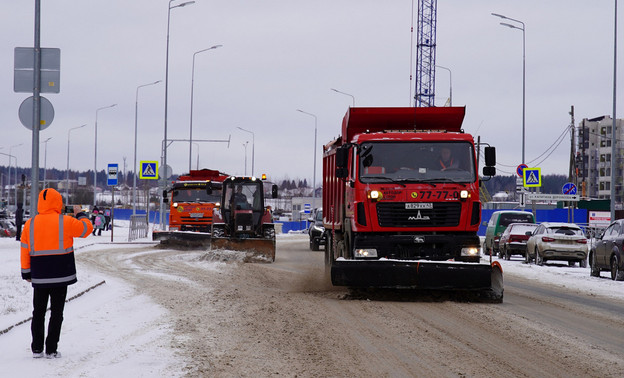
[{"x1": 20, "y1": 188, "x2": 93, "y2": 287}]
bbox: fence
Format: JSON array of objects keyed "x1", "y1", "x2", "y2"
[{"x1": 128, "y1": 214, "x2": 149, "y2": 241}]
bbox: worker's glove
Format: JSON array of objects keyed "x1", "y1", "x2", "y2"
[{"x1": 76, "y1": 212, "x2": 88, "y2": 219}]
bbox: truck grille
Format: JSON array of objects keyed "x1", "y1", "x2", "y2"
[{"x1": 376, "y1": 202, "x2": 461, "y2": 227}]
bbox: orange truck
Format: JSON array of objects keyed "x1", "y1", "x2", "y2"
[
  {"x1": 323, "y1": 107, "x2": 503, "y2": 301},
  {"x1": 153, "y1": 168, "x2": 229, "y2": 247}
]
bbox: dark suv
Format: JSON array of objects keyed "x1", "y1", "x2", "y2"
[
  {"x1": 590, "y1": 219, "x2": 624, "y2": 280},
  {"x1": 308, "y1": 208, "x2": 325, "y2": 251}
]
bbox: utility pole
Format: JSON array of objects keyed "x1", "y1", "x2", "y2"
[{"x1": 568, "y1": 106, "x2": 576, "y2": 184}]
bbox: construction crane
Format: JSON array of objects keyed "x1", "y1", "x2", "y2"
[{"x1": 414, "y1": 0, "x2": 437, "y2": 107}]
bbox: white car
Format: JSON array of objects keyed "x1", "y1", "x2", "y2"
[{"x1": 526, "y1": 222, "x2": 588, "y2": 267}]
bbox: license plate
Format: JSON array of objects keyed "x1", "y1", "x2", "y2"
[
  {"x1": 189, "y1": 213, "x2": 204, "y2": 218},
  {"x1": 405, "y1": 203, "x2": 433, "y2": 209}
]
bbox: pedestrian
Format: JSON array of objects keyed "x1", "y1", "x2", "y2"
[
  {"x1": 92, "y1": 211, "x2": 106, "y2": 236},
  {"x1": 104, "y1": 208, "x2": 111, "y2": 231},
  {"x1": 20, "y1": 188, "x2": 93, "y2": 359},
  {"x1": 15, "y1": 202, "x2": 24, "y2": 241}
]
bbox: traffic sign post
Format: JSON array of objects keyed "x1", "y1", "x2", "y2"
[{"x1": 107, "y1": 163, "x2": 118, "y2": 243}]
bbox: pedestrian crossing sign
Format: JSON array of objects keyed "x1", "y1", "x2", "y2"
[
  {"x1": 523, "y1": 167, "x2": 541, "y2": 187},
  {"x1": 139, "y1": 161, "x2": 158, "y2": 180}
]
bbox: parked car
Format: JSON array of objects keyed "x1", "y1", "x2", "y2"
[
  {"x1": 526, "y1": 222, "x2": 588, "y2": 266},
  {"x1": 0, "y1": 218, "x2": 16, "y2": 238},
  {"x1": 499, "y1": 223, "x2": 538, "y2": 260},
  {"x1": 483, "y1": 210, "x2": 535, "y2": 256},
  {"x1": 308, "y1": 208, "x2": 325, "y2": 251},
  {"x1": 589, "y1": 219, "x2": 624, "y2": 280}
]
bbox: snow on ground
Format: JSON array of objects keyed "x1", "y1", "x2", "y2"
[
  {"x1": 0, "y1": 220, "x2": 186, "y2": 377},
  {"x1": 0, "y1": 221, "x2": 623, "y2": 377}
]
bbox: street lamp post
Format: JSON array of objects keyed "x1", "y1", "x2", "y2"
[
  {"x1": 41, "y1": 137, "x2": 52, "y2": 189},
  {"x1": 296, "y1": 109, "x2": 318, "y2": 210},
  {"x1": 133, "y1": 80, "x2": 161, "y2": 215},
  {"x1": 9, "y1": 143, "x2": 23, "y2": 208},
  {"x1": 237, "y1": 127, "x2": 255, "y2": 176},
  {"x1": 66, "y1": 124, "x2": 87, "y2": 202},
  {"x1": 162, "y1": 0, "x2": 195, "y2": 228},
  {"x1": 242, "y1": 141, "x2": 249, "y2": 175},
  {"x1": 94, "y1": 104, "x2": 117, "y2": 207},
  {"x1": 492, "y1": 13, "x2": 526, "y2": 165},
  {"x1": 189, "y1": 44, "x2": 222, "y2": 172},
  {"x1": 330, "y1": 88, "x2": 355, "y2": 107},
  {"x1": 435, "y1": 65, "x2": 452, "y2": 106}
]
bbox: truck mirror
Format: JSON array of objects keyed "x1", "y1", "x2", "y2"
[
  {"x1": 335, "y1": 146, "x2": 350, "y2": 178},
  {"x1": 336, "y1": 146, "x2": 349, "y2": 169},
  {"x1": 482, "y1": 166, "x2": 496, "y2": 177},
  {"x1": 271, "y1": 184, "x2": 278, "y2": 199},
  {"x1": 484, "y1": 146, "x2": 496, "y2": 166}
]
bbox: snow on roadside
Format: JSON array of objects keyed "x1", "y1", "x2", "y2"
[{"x1": 0, "y1": 221, "x2": 186, "y2": 377}]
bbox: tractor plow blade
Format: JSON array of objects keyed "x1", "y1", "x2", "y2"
[
  {"x1": 211, "y1": 237, "x2": 276, "y2": 262},
  {"x1": 152, "y1": 231, "x2": 212, "y2": 249}
]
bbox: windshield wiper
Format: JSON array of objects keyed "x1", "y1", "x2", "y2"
[{"x1": 362, "y1": 176, "x2": 407, "y2": 187}]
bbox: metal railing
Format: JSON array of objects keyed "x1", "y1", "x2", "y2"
[{"x1": 128, "y1": 214, "x2": 149, "y2": 241}]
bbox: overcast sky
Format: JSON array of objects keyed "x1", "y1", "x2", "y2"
[{"x1": 0, "y1": 1, "x2": 622, "y2": 187}]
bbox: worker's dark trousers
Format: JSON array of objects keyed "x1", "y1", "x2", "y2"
[{"x1": 31, "y1": 286, "x2": 67, "y2": 354}]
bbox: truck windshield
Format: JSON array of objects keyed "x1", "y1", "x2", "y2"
[
  {"x1": 173, "y1": 188, "x2": 221, "y2": 203},
  {"x1": 358, "y1": 141, "x2": 476, "y2": 183}
]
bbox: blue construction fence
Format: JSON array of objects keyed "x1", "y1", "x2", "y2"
[
  {"x1": 111, "y1": 209, "x2": 311, "y2": 234},
  {"x1": 112, "y1": 208, "x2": 588, "y2": 236}
]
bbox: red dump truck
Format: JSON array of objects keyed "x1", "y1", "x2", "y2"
[
  {"x1": 153, "y1": 168, "x2": 229, "y2": 247},
  {"x1": 323, "y1": 107, "x2": 503, "y2": 301}
]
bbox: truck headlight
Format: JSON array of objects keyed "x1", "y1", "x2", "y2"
[
  {"x1": 367, "y1": 190, "x2": 383, "y2": 202},
  {"x1": 355, "y1": 248, "x2": 378, "y2": 258},
  {"x1": 169, "y1": 226, "x2": 179, "y2": 231},
  {"x1": 460, "y1": 190, "x2": 469, "y2": 199},
  {"x1": 461, "y1": 247, "x2": 479, "y2": 257}
]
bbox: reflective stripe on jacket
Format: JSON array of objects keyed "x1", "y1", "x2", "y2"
[{"x1": 20, "y1": 188, "x2": 93, "y2": 288}]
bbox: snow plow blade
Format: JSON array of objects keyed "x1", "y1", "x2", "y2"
[
  {"x1": 152, "y1": 231, "x2": 212, "y2": 248},
  {"x1": 210, "y1": 237, "x2": 276, "y2": 262},
  {"x1": 331, "y1": 260, "x2": 503, "y2": 302}
]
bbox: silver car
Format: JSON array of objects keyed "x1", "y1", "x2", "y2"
[{"x1": 526, "y1": 222, "x2": 588, "y2": 267}]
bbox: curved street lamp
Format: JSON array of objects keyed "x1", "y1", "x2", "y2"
[
  {"x1": 66, "y1": 124, "x2": 87, "y2": 202},
  {"x1": 189, "y1": 44, "x2": 222, "y2": 172},
  {"x1": 162, "y1": 0, "x2": 196, "y2": 228},
  {"x1": 94, "y1": 104, "x2": 117, "y2": 206},
  {"x1": 237, "y1": 126, "x2": 255, "y2": 176},
  {"x1": 330, "y1": 88, "x2": 355, "y2": 107},
  {"x1": 492, "y1": 12, "x2": 526, "y2": 165},
  {"x1": 296, "y1": 109, "x2": 318, "y2": 210},
  {"x1": 133, "y1": 80, "x2": 161, "y2": 215}
]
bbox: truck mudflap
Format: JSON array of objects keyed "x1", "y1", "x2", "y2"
[
  {"x1": 211, "y1": 237, "x2": 276, "y2": 262},
  {"x1": 152, "y1": 230, "x2": 212, "y2": 248},
  {"x1": 331, "y1": 259, "x2": 503, "y2": 302}
]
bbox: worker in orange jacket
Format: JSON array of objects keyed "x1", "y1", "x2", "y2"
[{"x1": 20, "y1": 188, "x2": 93, "y2": 358}]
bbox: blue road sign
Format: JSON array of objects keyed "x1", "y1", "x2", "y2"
[
  {"x1": 139, "y1": 161, "x2": 158, "y2": 180},
  {"x1": 107, "y1": 164, "x2": 118, "y2": 186},
  {"x1": 523, "y1": 168, "x2": 541, "y2": 187},
  {"x1": 562, "y1": 182, "x2": 577, "y2": 195}
]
